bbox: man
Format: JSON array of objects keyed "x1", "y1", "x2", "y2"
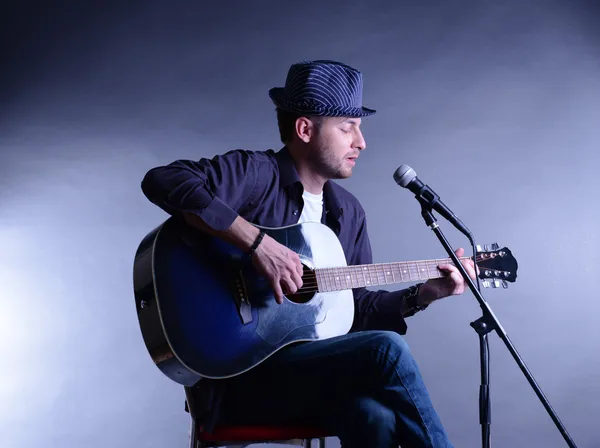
[{"x1": 141, "y1": 60, "x2": 476, "y2": 447}]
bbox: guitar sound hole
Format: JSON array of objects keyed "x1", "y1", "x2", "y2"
[{"x1": 287, "y1": 264, "x2": 317, "y2": 304}]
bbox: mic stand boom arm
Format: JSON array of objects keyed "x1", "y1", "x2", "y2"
[{"x1": 417, "y1": 197, "x2": 577, "y2": 448}]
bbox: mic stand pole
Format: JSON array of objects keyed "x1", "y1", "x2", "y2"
[{"x1": 417, "y1": 199, "x2": 577, "y2": 448}]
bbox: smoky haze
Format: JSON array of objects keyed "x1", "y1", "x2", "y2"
[{"x1": 1, "y1": 1, "x2": 599, "y2": 447}]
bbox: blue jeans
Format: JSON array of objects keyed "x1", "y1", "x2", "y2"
[{"x1": 219, "y1": 330, "x2": 453, "y2": 447}]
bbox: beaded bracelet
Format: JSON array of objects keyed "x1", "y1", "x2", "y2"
[{"x1": 245, "y1": 230, "x2": 265, "y2": 259}]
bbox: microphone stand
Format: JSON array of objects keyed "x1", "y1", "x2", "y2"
[{"x1": 417, "y1": 198, "x2": 577, "y2": 448}]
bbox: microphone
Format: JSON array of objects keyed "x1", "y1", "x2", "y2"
[{"x1": 393, "y1": 164, "x2": 472, "y2": 238}]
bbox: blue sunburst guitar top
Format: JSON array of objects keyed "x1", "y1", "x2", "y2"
[{"x1": 133, "y1": 217, "x2": 518, "y2": 386}]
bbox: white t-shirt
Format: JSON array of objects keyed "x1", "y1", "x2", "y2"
[{"x1": 297, "y1": 189, "x2": 323, "y2": 223}]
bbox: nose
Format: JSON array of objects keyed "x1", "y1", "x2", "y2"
[{"x1": 354, "y1": 128, "x2": 366, "y2": 151}]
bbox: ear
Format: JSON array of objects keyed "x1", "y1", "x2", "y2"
[{"x1": 295, "y1": 117, "x2": 317, "y2": 143}]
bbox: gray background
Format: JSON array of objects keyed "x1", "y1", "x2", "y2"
[{"x1": 2, "y1": 1, "x2": 598, "y2": 447}]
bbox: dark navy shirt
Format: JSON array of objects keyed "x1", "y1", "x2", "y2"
[{"x1": 141, "y1": 145, "x2": 419, "y2": 336}]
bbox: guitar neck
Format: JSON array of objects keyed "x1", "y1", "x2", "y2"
[{"x1": 315, "y1": 256, "x2": 470, "y2": 293}]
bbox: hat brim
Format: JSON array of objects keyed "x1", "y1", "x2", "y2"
[{"x1": 269, "y1": 87, "x2": 376, "y2": 118}]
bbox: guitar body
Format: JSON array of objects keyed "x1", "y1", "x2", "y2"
[{"x1": 133, "y1": 218, "x2": 354, "y2": 385}]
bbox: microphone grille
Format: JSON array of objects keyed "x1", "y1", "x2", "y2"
[{"x1": 393, "y1": 164, "x2": 417, "y2": 187}]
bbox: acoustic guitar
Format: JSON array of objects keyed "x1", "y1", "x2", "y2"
[{"x1": 133, "y1": 217, "x2": 518, "y2": 385}]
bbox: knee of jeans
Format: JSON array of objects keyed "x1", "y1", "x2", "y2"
[
  {"x1": 354, "y1": 396, "x2": 396, "y2": 432},
  {"x1": 370, "y1": 330, "x2": 411, "y2": 357},
  {"x1": 365, "y1": 330, "x2": 416, "y2": 380}
]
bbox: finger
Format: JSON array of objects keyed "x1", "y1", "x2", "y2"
[
  {"x1": 281, "y1": 277, "x2": 298, "y2": 295},
  {"x1": 470, "y1": 259, "x2": 479, "y2": 274},
  {"x1": 451, "y1": 271, "x2": 465, "y2": 291},
  {"x1": 291, "y1": 270, "x2": 303, "y2": 290},
  {"x1": 437, "y1": 264, "x2": 456, "y2": 275},
  {"x1": 466, "y1": 262, "x2": 477, "y2": 277},
  {"x1": 455, "y1": 247, "x2": 465, "y2": 257},
  {"x1": 272, "y1": 281, "x2": 284, "y2": 304},
  {"x1": 296, "y1": 260, "x2": 304, "y2": 279},
  {"x1": 461, "y1": 260, "x2": 477, "y2": 279}
]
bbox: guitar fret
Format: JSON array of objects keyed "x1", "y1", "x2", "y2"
[
  {"x1": 392, "y1": 263, "x2": 402, "y2": 282},
  {"x1": 372, "y1": 264, "x2": 379, "y2": 285},
  {"x1": 396, "y1": 263, "x2": 404, "y2": 282},
  {"x1": 384, "y1": 263, "x2": 393, "y2": 284},
  {"x1": 417, "y1": 261, "x2": 426, "y2": 280},
  {"x1": 430, "y1": 260, "x2": 441, "y2": 278},
  {"x1": 412, "y1": 263, "x2": 421, "y2": 280},
  {"x1": 316, "y1": 269, "x2": 321, "y2": 292},
  {"x1": 343, "y1": 269, "x2": 351, "y2": 289},
  {"x1": 384, "y1": 264, "x2": 391, "y2": 284},
  {"x1": 375, "y1": 264, "x2": 383, "y2": 285}
]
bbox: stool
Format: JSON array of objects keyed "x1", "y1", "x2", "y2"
[
  {"x1": 185, "y1": 387, "x2": 329, "y2": 448},
  {"x1": 193, "y1": 423, "x2": 328, "y2": 447}
]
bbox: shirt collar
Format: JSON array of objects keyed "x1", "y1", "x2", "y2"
[
  {"x1": 274, "y1": 146, "x2": 343, "y2": 221},
  {"x1": 274, "y1": 146, "x2": 301, "y2": 188}
]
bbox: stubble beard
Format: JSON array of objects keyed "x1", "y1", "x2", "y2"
[{"x1": 309, "y1": 143, "x2": 352, "y2": 180}]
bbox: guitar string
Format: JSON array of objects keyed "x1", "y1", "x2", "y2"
[{"x1": 289, "y1": 254, "x2": 503, "y2": 294}]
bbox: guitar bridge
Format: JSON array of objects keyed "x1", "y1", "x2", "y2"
[{"x1": 234, "y1": 271, "x2": 253, "y2": 325}]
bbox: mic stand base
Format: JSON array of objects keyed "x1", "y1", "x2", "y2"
[{"x1": 418, "y1": 200, "x2": 577, "y2": 448}]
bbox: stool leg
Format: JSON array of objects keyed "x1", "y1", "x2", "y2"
[
  {"x1": 189, "y1": 416, "x2": 197, "y2": 448},
  {"x1": 318, "y1": 437, "x2": 326, "y2": 448},
  {"x1": 303, "y1": 438, "x2": 311, "y2": 448}
]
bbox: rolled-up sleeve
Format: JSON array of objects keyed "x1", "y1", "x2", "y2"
[
  {"x1": 141, "y1": 150, "x2": 261, "y2": 231},
  {"x1": 348, "y1": 213, "x2": 411, "y2": 335}
]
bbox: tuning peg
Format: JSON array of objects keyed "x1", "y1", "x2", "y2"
[
  {"x1": 476, "y1": 245, "x2": 483, "y2": 252},
  {"x1": 491, "y1": 243, "x2": 499, "y2": 250},
  {"x1": 501, "y1": 280, "x2": 508, "y2": 289},
  {"x1": 493, "y1": 280, "x2": 501, "y2": 288},
  {"x1": 484, "y1": 244, "x2": 489, "y2": 251},
  {"x1": 482, "y1": 280, "x2": 491, "y2": 288}
]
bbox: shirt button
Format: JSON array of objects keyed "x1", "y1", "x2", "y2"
[{"x1": 293, "y1": 210, "x2": 299, "y2": 216}]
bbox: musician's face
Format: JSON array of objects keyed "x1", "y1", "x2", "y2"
[{"x1": 307, "y1": 116, "x2": 366, "y2": 180}]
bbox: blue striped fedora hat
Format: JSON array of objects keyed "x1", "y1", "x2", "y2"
[{"x1": 269, "y1": 60, "x2": 376, "y2": 117}]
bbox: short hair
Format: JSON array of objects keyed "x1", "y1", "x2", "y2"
[{"x1": 275, "y1": 108, "x2": 325, "y2": 144}]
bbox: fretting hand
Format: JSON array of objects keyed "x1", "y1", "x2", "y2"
[{"x1": 417, "y1": 247, "x2": 477, "y2": 306}]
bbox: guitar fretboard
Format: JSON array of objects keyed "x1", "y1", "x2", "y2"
[{"x1": 315, "y1": 257, "x2": 468, "y2": 293}]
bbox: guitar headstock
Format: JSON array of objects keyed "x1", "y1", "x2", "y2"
[{"x1": 475, "y1": 243, "x2": 518, "y2": 289}]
